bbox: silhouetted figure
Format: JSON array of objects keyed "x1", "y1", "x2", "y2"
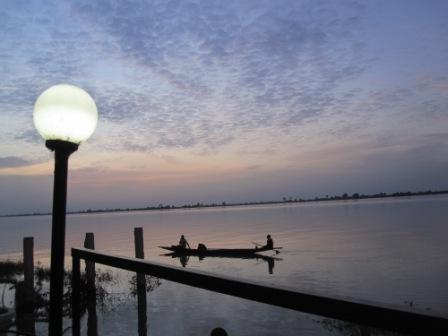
[
  {"x1": 211, "y1": 327, "x2": 228, "y2": 336},
  {"x1": 265, "y1": 234, "x2": 273, "y2": 249},
  {"x1": 178, "y1": 235, "x2": 190, "y2": 249}
]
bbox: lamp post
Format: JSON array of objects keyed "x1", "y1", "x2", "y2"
[{"x1": 33, "y1": 84, "x2": 98, "y2": 336}]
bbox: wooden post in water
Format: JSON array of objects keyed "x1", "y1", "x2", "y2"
[
  {"x1": 134, "y1": 227, "x2": 147, "y2": 336},
  {"x1": 15, "y1": 237, "x2": 36, "y2": 335},
  {"x1": 84, "y1": 233, "x2": 96, "y2": 286},
  {"x1": 84, "y1": 233, "x2": 97, "y2": 336},
  {"x1": 16, "y1": 237, "x2": 34, "y2": 312},
  {"x1": 72, "y1": 255, "x2": 81, "y2": 336},
  {"x1": 23, "y1": 237, "x2": 34, "y2": 290}
]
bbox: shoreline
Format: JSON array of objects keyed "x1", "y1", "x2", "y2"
[{"x1": 1, "y1": 189, "x2": 447, "y2": 218}]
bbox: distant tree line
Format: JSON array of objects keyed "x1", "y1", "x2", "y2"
[
  {"x1": 2, "y1": 189, "x2": 447, "y2": 218},
  {"x1": 279, "y1": 190, "x2": 448, "y2": 203}
]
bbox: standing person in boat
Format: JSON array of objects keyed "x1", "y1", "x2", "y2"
[
  {"x1": 265, "y1": 234, "x2": 274, "y2": 249},
  {"x1": 179, "y1": 235, "x2": 191, "y2": 249}
]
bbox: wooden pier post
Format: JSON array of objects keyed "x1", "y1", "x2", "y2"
[
  {"x1": 72, "y1": 255, "x2": 81, "y2": 336},
  {"x1": 84, "y1": 233, "x2": 96, "y2": 287},
  {"x1": 134, "y1": 227, "x2": 147, "y2": 336},
  {"x1": 23, "y1": 237, "x2": 34, "y2": 290},
  {"x1": 16, "y1": 237, "x2": 35, "y2": 312},
  {"x1": 84, "y1": 232, "x2": 98, "y2": 336},
  {"x1": 15, "y1": 237, "x2": 36, "y2": 335}
]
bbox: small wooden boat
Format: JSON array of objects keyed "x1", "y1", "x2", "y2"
[
  {"x1": 162, "y1": 251, "x2": 282, "y2": 262},
  {"x1": 159, "y1": 245, "x2": 281, "y2": 257}
]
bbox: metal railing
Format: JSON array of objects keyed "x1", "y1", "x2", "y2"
[{"x1": 71, "y1": 247, "x2": 448, "y2": 335}]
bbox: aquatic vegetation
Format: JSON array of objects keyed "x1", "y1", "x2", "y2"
[
  {"x1": 1, "y1": 259, "x2": 162, "y2": 319},
  {"x1": 129, "y1": 274, "x2": 161, "y2": 296},
  {"x1": 0, "y1": 260, "x2": 23, "y2": 283}
]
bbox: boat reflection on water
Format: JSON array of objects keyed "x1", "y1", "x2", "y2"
[{"x1": 162, "y1": 252, "x2": 282, "y2": 274}]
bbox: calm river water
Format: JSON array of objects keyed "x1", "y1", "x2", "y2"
[{"x1": 1, "y1": 195, "x2": 447, "y2": 335}]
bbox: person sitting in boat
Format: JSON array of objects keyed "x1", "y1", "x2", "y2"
[
  {"x1": 265, "y1": 234, "x2": 273, "y2": 249},
  {"x1": 179, "y1": 235, "x2": 191, "y2": 249}
]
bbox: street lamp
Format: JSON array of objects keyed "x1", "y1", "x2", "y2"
[{"x1": 33, "y1": 84, "x2": 98, "y2": 336}]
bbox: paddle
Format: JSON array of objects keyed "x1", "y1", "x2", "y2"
[{"x1": 253, "y1": 243, "x2": 283, "y2": 255}]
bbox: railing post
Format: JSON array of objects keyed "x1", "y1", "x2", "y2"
[
  {"x1": 23, "y1": 237, "x2": 34, "y2": 290},
  {"x1": 84, "y1": 233, "x2": 95, "y2": 287},
  {"x1": 134, "y1": 227, "x2": 147, "y2": 336},
  {"x1": 84, "y1": 233, "x2": 97, "y2": 336},
  {"x1": 16, "y1": 237, "x2": 35, "y2": 312},
  {"x1": 15, "y1": 237, "x2": 36, "y2": 335},
  {"x1": 72, "y1": 254, "x2": 81, "y2": 336}
]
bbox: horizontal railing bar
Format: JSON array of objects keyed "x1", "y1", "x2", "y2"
[{"x1": 72, "y1": 247, "x2": 448, "y2": 335}]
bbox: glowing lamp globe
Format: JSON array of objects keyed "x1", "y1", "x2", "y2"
[{"x1": 33, "y1": 84, "x2": 98, "y2": 144}]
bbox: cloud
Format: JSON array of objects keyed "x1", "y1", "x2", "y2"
[
  {"x1": 60, "y1": 0, "x2": 369, "y2": 152},
  {"x1": 1, "y1": 0, "x2": 447, "y2": 163},
  {"x1": 0, "y1": 156, "x2": 34, "y2": 168},
  {"x1": 0, "y1": 0, "x2": 372, "y2": 155},
  {"x1": 15, "y1": 129, "x2": 41, "y2": 144}
]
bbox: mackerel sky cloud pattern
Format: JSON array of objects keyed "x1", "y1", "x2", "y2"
[{"x1": 1, "y1": 0, "x2": 448, "y2": 213}]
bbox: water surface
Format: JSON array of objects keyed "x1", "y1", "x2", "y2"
[{"x1": 1, "y1": 196, "x2": 447, "y2": 335}]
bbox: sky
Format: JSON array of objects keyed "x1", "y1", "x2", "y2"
[{"x1": 1, "y1": 0, "x2": 448, "y2": 215}]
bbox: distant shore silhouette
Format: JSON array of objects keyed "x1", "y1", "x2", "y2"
[{"x1": 2, "y1": 189, "x2": 447, "y2": 218}]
